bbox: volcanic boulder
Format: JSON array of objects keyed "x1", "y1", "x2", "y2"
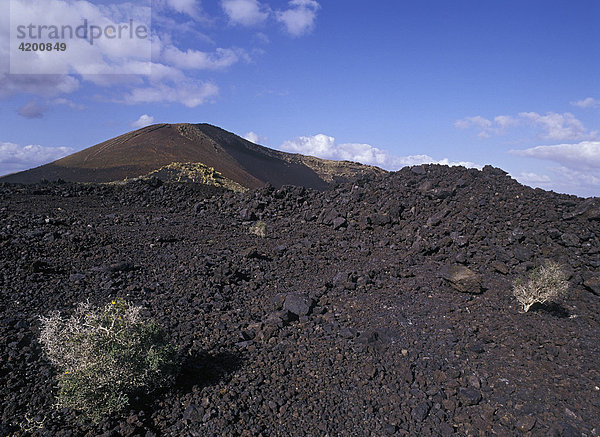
[{"x1": 440, "y1": 265, "x2": 484, "y2": 294}]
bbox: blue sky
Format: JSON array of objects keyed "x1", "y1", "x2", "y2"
[{"x1": 1, "y1": 0, "x2": 599, "y2": 196}]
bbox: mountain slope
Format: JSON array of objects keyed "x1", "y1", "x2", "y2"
[{"x1": 0, "y1": 124, "x2": 385, "y2": 189}]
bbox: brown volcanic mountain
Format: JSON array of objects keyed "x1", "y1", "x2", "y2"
[{"x1": 0, "y1": 123, "x2": 384, "y2": 189}]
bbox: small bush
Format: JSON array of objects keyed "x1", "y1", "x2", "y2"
[
  {"x1": 512, "y1": 262, "x2": 569, "y2": 312},
  {"x1": 249, "y1": 220, "x2": 267, "y2": 238},
  {"x1": 39, "y1": 298, "x2": 178, "y2": 422}
]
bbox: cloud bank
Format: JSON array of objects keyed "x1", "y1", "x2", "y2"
[
  {"x1": 220, "y1": 0, "x2": 321, "y2": 36},
  {"x1": 455, "y1": 108, "x2": 600, "y2": 196},
  {"x1": 510, "y1": 141, "x2": 600, "y2": 197},
  {"x1": 280, "y1": 134, "x2": 479, "y2": 170},
  {"x1": 571, "y1": 97, "x2": 600, "y2": 109},
  {"x1": 121, "y1": 81, "x2": 219, "y2": 107},
  {"x1": 1, "y1": 0, "x2": 320, "y2": 109},
  {"x1": 510, "y1": 141, "x2": 600, "y2": 170},
  {"x1": 456, "y1": 112, "x2": 597, "y2": 142},
  {"x1": 0, "y1": 142, "x2": 74, "y2": 176}
]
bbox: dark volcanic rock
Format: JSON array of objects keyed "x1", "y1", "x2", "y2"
[
  {"x1": 411, "y1": 401, "x2": 431, "y2": 422},
  {"x1": 0, "y1": 164, "x2": 598, "y2": 437},
  {"x1": 458, "y1": 388, "x2": 482, "y2": 406},
  {"x1": 439, "y1": 265, "x2": 483, "y2": 294},
  {"x1": 583, "y1": 274, "x2": 600, "y2": 295},
  {"x1": 283, "y1": 293, "x2": 314, "y2": 317},
  {"x1": 516, "y1": 415, "x2": 537, "y2": 432},
  {"x1": 332, "y1": 216, "x2": 347, "y2": 230}
]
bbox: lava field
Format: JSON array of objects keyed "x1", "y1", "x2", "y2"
[{"x1": 1, "y1": 164, "x2": 599, "y2": 436}]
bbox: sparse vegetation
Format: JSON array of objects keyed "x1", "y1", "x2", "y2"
[
  {"x1": 249, "y1": 220, "x2": 267, "y2": 238},
  {"x1": 512, "y1": 262, "x2": 569, "y2": 312},
  {"x1": 19, "y1": 414, "x2": 46, "y2": 433},
  {"x1": 142, "y1": 162, "x2": 248, "y2": 192},
  {"x1": 39, "y1": 298, "x2": 178, "y2": 423}
]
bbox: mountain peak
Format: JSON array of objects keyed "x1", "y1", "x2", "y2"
[{"x1": 0, "y1": 124, "x2": 385, "y2": 189}]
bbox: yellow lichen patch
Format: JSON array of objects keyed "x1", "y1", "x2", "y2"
[{"x1": 142, "y1": 162, "x2": 248, "y2": 192}]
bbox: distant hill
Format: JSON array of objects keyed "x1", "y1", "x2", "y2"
[{"x1": 0, "y1": 123, "x2": 385, "y2": 189}]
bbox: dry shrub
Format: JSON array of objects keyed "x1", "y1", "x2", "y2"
[{"x1": 512, "y1": 262, "x2": 569, "y2": 312}]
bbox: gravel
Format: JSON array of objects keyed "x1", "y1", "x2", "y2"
[{"x1": 0, "y1": 164, "x2": 599, "y2": 436}]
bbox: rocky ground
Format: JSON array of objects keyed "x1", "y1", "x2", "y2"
[{"x1": 0, "y1": 164, "x2": 599, "y2": 436}]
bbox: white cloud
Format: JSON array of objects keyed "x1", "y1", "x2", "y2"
[
  {"x1": 161, "y1": 46, "x2": 248, "y2": 70},
  {"x1": 510, "y1": 141, "x2": 600, "y2": 197},
  {"x1": 254, "y1": 32, "x2": 270, "y2": 44},
  {"x1": 514, "y1": 172, "x2": 552, "y2": 186},
  {"x1": 281, "y1": 134, "x2": 335, "y2": 158},
  {"x1": 454, "y1": 116, "x2": 492, "y2": 130},
  {"x1": 244, "y1": 131, "x2": 267, "y2": 144},
  {"x1": 430, "y1": 157, "x2": 482, "y2": 168},
  {"x1": 0, "y1": 142, "x2": 74, "y2": 175},
  {"x1": 121, "y1": 81, "x2": 219, "y2": 107},
  {"x1": 1, "y1": 0, "x2": 226, "y2": 107},
  {"x1": 52, "y1": 98, "x2": 86, "y2": 110},
  {"x1": 1, "y1": 0, "x2": 319, "y2": 108},
  {"x1": 221, "y1": 0, "x2": 269, "y2": 26},
  {"x1": 510, "y1": 141, "x2": 600, "y2": 170},
  {"x1": 279, "y1": 134, "x2": 480, "y2": 170},
  {"x1": 130, "y1": 114, "x2": 155, "y2": 129},
  {"x1": 514, "y1": 167, "x2": 600, "y2": 198},
  {"x1": 0, "y1": 74, "x2": 80, "y2": 98},
  {"x1": 456, "y1": 113, "x2": 600, "y2": 195},
  {"x1": 518, "y1": 112, "x2": 596, "y2": 142},
  {"x1": 276, "y1": 0, "x2": 320, "y2": 37},
  {"x1": 456, "y1": 111, "x2": 596, "y2": 142},
  {"x1": 8, "y1": 0, "x2": 152, "y2": 76},
  {"x1": 13, "y1": 97, "x2": 84, "y2": 119},
  {"x1": 165, "y1": 0, "x2": 203, "y2": 20},
  {"x1": 142, "y1": 60, "x2": 186, "y2": 83},
  {"x1": 546, "y1": 166, "x2": 600, "y2": 196},
  {"x1": 17, "y1": 101, "x2": 46, "y2": 119},
  {"x1": 220, "y1": 0, "x2": 322, "y2": 35},
  {"x1": 454, "y1": 116, "x2": 494, "y2": 138},
  {"x1": 493, "y1": 115, "x2": 519, "y2": 130},
  {"x1": 571, "y1": 97, "x2": 600, "y2": 109}
]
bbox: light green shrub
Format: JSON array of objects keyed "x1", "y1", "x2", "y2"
[
  {"x1": 39, "y1": 298, "x2": 178, "y2": 422},
  {"x1": 512, "y1": 262, "x2": 569, "y2": 312}
]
